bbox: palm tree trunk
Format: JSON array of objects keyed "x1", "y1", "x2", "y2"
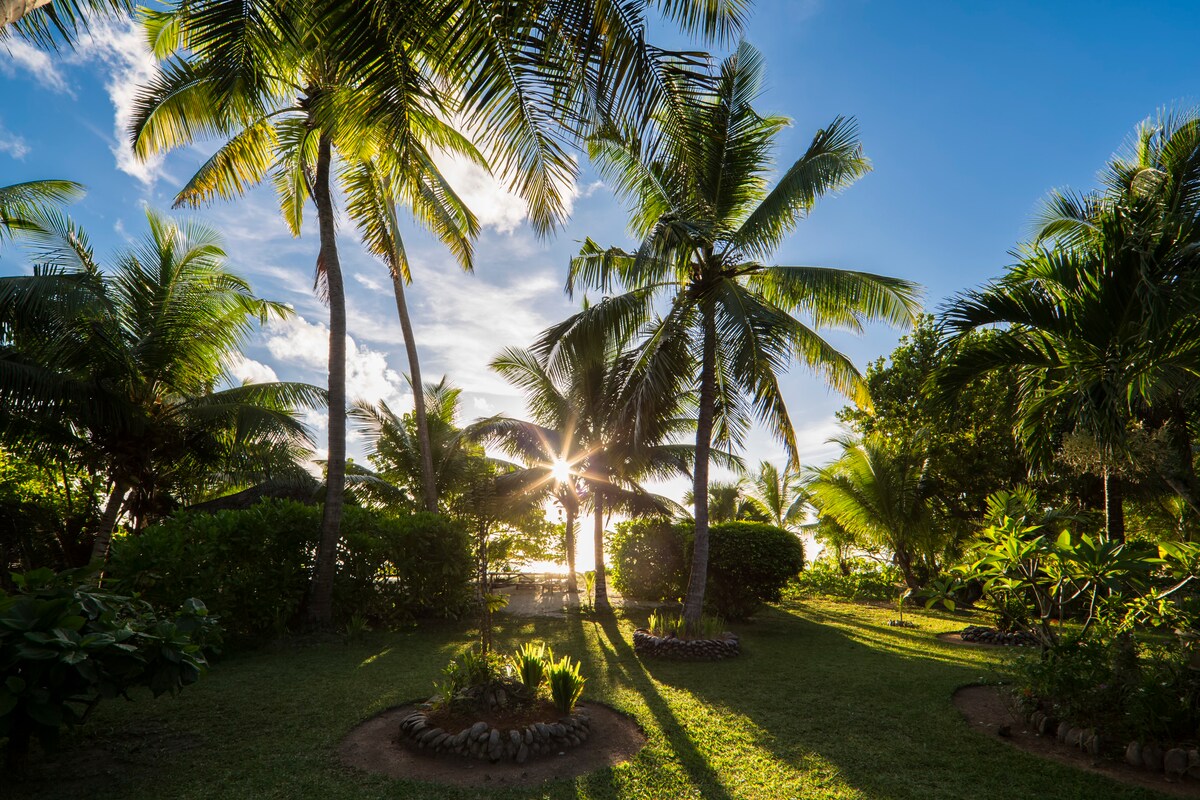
[
  {"x1": 1103, "y1": 469, "x2": 1125, "y2": 543},
  {"x1": 1, "y1": 0, "x2": 52, "y2": 29},
  {"x1": 89, "y1": 479, "x2": 130, "y2": 563},
  {"x1": 564, "y1": 502, "x2": 577, "y2": 593},
  {"x1": 385, "y1": 239, "x2": 437, "y2": 512},
  {"x1": 683, "y1": 302, "x2": 717, "y2": 631},
  {"x1": 308, "y1": 132, "x2": 347, "y2": 627},
  {"x1": 592, "y1": 493, "x2": 610, "y2": 611}
]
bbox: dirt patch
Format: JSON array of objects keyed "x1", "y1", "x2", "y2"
[
  {"x1": 936, "y1": 631, "x2": 1024, "y2": 649},
  {"x1": 339, "y1": 701, "x2": 646, "y2": 788},
  {"x1": 953, "y1": 684, "x2": 1200, "y2": 797}
]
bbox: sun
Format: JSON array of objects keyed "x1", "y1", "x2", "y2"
[{"x1": 549, "y1": 458, "x2": 572, "y2": 483}]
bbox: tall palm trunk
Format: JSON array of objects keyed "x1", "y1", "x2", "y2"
[
  {"x1": 89, "y1": 478, "x2": 129, "y2": 563},
  {"x1": 1, "y1": 0, "x2": 53, "y2": 29},
  {"x1": 1103, "y1": 469, "x2": 1125, "y2": 543},
  {"x1": 384, "y1": 221, "x2": 437, "y2": 512},
  {"x1": 592, "y1": 492, "x2": 610, "y2": 611},
  {"x1": 563, "y1": 501, "x2": 577, "y2": 593},
  {"x1": 683, "y1": 302, "x2": 717, "y2": 630},
  {"x1": 308, "y1": 132, "x2": 347, "y2": 626}
]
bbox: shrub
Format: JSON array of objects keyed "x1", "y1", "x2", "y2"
[
  {"x1": 705, "y1": 522, "x2": 805, "y2": 619},
  {"x1": 108, "y1": 500, "x2": 473, "y2": 642},
  {"x1": 547, "y1": 655, "x2": 586, "y2": 714},
  {"x1": 788, "y1": 558, "x2": 901, "y2": 602},
  {"x1": 511, "y1": 642, "x2": 550, "y2": 693},
  {"x1": 646, "y1": 610, "x2": 725, "y2": 640},
  {"x1": 608, "y1": 518, "x2": 689, "y2": 601},
  {"x1": 0, "y1": 568, "x2": 219, "y2": 770}
]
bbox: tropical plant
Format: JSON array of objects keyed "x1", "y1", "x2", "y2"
[
  {"x1": 0, "y1": 180, "x2": 83, "y2": 248},
  {"x1": 1, "y1": 0, "x2": 127, "y2": 44},
  {"x1": 646, "y1": 609, "x2": 724, "y2": 640},
  {"x1": 547, "y1": 42, "x2": 920, "y2": 629},
  {"x1": 940, "y1": 109, "x2": 1200, "y2": 542},
  {"x1": 546, "y1": 654, "x2": 585, "y2": 714},
  {"x1": 511, "y1": 641, "x2": 550, "y2": 693},
  {"x1": 0, "y1": 568, "x2": 219, "y2": 772},
  {"x1": 0, "y1": 209, "x2": 319, "y2": 560},
  {"x1": 609, "y1": 517, "x2": 690, "y2": 601}
]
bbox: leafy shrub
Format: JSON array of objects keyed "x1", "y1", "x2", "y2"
[
  {"x1": 511, "y1": 642, "x2": 550, "y2": 693},
  {"x1": 547, "y1": 655, "x2": 585, "y2": 714},
  {"x1": 705, "y1": 522, "x2": 805, "y2": 619},
  {"x1": 108, "y1": 500, "x2": 472, "y2": 642},
  {"x1": 646, "y1": 610, "x2": 725, "y2": 640},
  {"x1": 0, "y1": 568, "x2": 219, "y2": 769},
  {"x1": 608, "y1": 517, "x2": 690, "y2": 601},
  {"x1": 788, "y1": 558, "x2": 901, "y2": 602}
]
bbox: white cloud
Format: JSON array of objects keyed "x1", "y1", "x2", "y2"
[
  {"x1": 224, "y1": 353, "x2": 279, "y2": 385},
  {"x1": 71, "y1": 19, "x2": 164, "y2": 185},
  {"x1": 353, "y1": 271, "x2": 386, "y2": 292},
  {"x1": 1, "y1": 39, "x2": 70, "y2": 93},
  {"x1": 433, "y1": 151, "x2": 581, "y2": 234},
  {"x1": 0, "y1": 121, "x2": 29, "y2": 159}
]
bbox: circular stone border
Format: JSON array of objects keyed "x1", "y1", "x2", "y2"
[
  {"x1": 632, "y1": 628, "x2": 740, "y2": 660},
  {"x1": 398, "y1": 706, "x2": 590, "y2": 763},
  {"x1": 339, "y1": 701, "x2": 647, "y2": 788}
]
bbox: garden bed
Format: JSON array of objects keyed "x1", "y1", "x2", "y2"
[
  {"x1": 954, "y1": 685, "x2": 1200, "y2": 797},
  {"x1": 339, "y1": 701, "x2": 645, "y2": 788},
  {"x1": 397, "y1": 702, "x2": 591, "y2": 762},
  {"x1": 631, "y1": 628, "x2": 740, "y2": 660}
]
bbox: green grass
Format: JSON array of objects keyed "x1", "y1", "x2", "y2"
[{"x1": 14, "y1": 598, "x2": 1173, "y2": 799}]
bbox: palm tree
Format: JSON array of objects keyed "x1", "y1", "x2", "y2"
[
  {"x1": 547, "y1": 42, "x2": 921, "y2": 629},
  {"x1": 806, "y1": 433, "x2": 937, "y2": 590},
  {"x1": 744, "y1": 460, "x2": 807, "y2": 530},
  {"x1": 0, "y1": 180, "x2": 83, "y2": 247},
  {"x1": 2, "y1": 0, "x2": 127, "y2": 43},
  {"x1": 0, "y1": 208, "x2": 321, "y2": 561},
  {"x1": 343, "y1": 161, "x2": 478, "y2": 513}
]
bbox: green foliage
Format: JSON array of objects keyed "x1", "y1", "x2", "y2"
[
  {"x1": 0, "y1": 568, "x2": 219, "y2": 763},
  {"x1": 608, "y1": 518, "x2": 690, "y2": 602},
  {"x1": 510, "y1": 642, "x2": 550, "y2": 693},
  {"x1": 546, "y1": 654, "x2": 585, "y2": 715},
  {"x1": 789, "y1": 558, "x2": 902, "y2": 602},
  {"x1": 646, "y1": 610, "x2": 725, "y2": 640},
  {"x1": 705, "y1": 522, "x2": 806, "y2": 620},
  {"x1": 107, "y1": 500, "x2": 472, "y2": 642}
]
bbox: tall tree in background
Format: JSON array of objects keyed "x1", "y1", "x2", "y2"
[
  {"x1": 551, "y1": 42, "x2": 920, "y2": 629},
  {"x1": 744, "y1": 461, "x2": 806, "y2": 531},
  {"x1": 0, "y1": 209, "x2": 319, "y2": 561}
]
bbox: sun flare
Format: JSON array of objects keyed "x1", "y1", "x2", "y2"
[{"x1": 550, "y1": 458, "x2": 572, "y2": 483}]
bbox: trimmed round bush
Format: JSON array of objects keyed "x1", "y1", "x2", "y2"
[
  {"x1": 608, "y1": 517, "x2": 689, "y2": 602},
  {"x1": 108, "y1": 500, "x2": 472, "y2": 642},
  {"x1": 705, "y1": 522, "x2": 805, "y2": 619},
  {"x1": 608, "y1": 518, "x2": 805, "y2": 619}
]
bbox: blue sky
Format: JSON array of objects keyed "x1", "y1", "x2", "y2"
[{"x1": 2, "y1": 0, "x2": 1199, "y2": 503}]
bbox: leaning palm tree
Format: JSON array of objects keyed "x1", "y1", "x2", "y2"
[
  {"x1": 0, "y1": 208, "x2": 321, "y2": 560},
  {"x1": 806, "y1": 433, "x2": 937, "y2": 590},
  {"x1": 545, "y1": 42, "x2": 921, "y2": 629}
]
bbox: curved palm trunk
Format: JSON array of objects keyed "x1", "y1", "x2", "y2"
[
  {"x1": 564, "y1": 502, "x2": 578, "y2": 594},
  {"x1": 682, "y1": 303, "x2": 717, "y2": 631},
  {"x1": 592, "y1": 492, "x2": 610, "y2": 611},
  {"x1": 1, "y1": 0, "x2": 52, "y2": 28},
  {"x1": 89, "y1": 478, "x2": 130, "y2": 563},
  {"x1": 308, "y1": 133, "x2": 347, "y2": 627},
  {"x1": 385, "y1": 245, "x2": 437, "y2": 512}
]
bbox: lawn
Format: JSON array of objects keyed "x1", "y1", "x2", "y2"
[{"x1": 12, "y1": 598, "x2": 1171, "y2": 800}]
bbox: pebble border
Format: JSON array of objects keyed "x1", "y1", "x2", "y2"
[
  {"x1": 397, "y1": 707, "x2": 591, "y2": 763},
  {"x1": 1025, "y1": 706, "x2": 1200, "y2": 783},
  {"x1": 959, "y1": 625, "x2": 1038, "y2": 646},
  {"x1": 631, "y1": 629, "x2": 740, "y2": 660}
]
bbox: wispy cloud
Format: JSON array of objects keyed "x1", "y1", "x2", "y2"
[
  {"x1": 0, "y1": 38, "x2": 70, "y2": 93},
  {"x1": 0, "y1": 119, "x2": 30, "y2": 159}
]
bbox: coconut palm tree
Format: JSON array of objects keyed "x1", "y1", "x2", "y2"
[
  {"x1": 744, "y1": 460, "x2": 807, "y2": 531},
  {"x1": 0, "y1": 208, "x2": 321, "y2": 561},
  {"x1": 1, "y1": 0, "x2": 126, "y2": 43},
  {"x1": 806, "y1": 433, "x2": 938, "y2": 590},
  {"x1": 0, "y1": 180, "x2": 83, "y2": 247},
  {"x1": 546, "y1": 42, "x2": 921, "y2": 628}
]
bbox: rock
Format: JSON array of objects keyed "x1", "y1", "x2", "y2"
[
  {"x1": 1037, "y1": 716, "x2": 1056, "y2": 736},
  {"x1": 1066, "y1": 727, "x2": 1082, "y2": 747},
  {"x1": 551, "y1": 723, "x2": 566, "y2": 737},
  {"x1": 1056, "y1": 722, "x2": 1070, "y2": 743},
  {"x1": 488, "y1": 728, "x2": 501, "y2": 751},
  {"x1": 1188, "y1": 749, "x2": 1200, "y2": 779},
  {"x1": 1165, "y1": 749, "x2": 1188, "y2": 781},
  {"x1": 523, "y1": 727, "x2": 534, "y2": 744},
  {"x1": 420, "y1": 727, "x2": 444, "y2": 744},
  {"x1": 535, "y1": 722, "x2": 550, "y2": 739},
  {"x1": 516, "y1": 743, "x2": 529, "y2": 763},
  {"x1": 469, "y1": 721, "x2": 488, "y2": 738},
  {"x1": 452, "y1": 730, "x2": 469, "y2": 747},
  {"x1": 1125, "y1": 741, "x2": 1142, "y2": 767},
  {"x1": 1078, "y1": 728, "x2": 1095, "y2": 751},
  {"x1": 509, "y1": 729, "x2": 521, "y2": 747},
  {"x1": 431, "y1": 732, "x2": 449, "y2": 749},
  {"x1": 1143, "y1": 743, "x2": 1164, "y2": 772},
  {"x1": 1085, "y1": 733, "x2": 1101, "y2": 758}
]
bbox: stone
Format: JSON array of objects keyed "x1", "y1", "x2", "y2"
[
  {"x1": 1125, "y1": 741, "x2": 1142, "y2": 767},
  {"x1": 452, "y1": 730, "x2": 469, "y2": 747},
  {"x1": 431, "y1": 732, "x2": 449, "y2": 749},
  {"x1": 1055, "y1": 722, "x2": 1070, "y2": 742},
  {"x1": 1037, "y1": 716, "x2": 1056, "y2": 736},
  {"x1": 488, "y1": 728, "x2": 501, "y2": 751},
  {"x1": 509, "y1": 729, "x2": 521, "y2": 747},
  {"x1": 551, "y1": 723, "x2": 566, "y2": 737},
  {"x1": 1066, "y1": 728, "x2": 1082, "y2": 747},
  {"x1": 1085, "y1": 733, "x2": 1101, "y2": 758},
  {"x1": 523, "y1": 728, "x2": 534, "y2": 745},
  {"x1": 1078, "y1": 728, "x2": 1095, "y2": 751},
  {"x1": 1143, "y1": 743, "x2": 1164, "y2": 772},
  {"x1": 535, "y1": 722, "x2": 550, "y2": 739},
  {"x1": 420, "y1": 727, "x2": 444, "y2": 744},
  {"x1": 469, "y1": 721, "x2": 488, "y2": 738},
  {"x1": 516, "y1": 743, "x2": 529, "y2": 764},
  {"x1": 1165, "y1": 749, "x2": 1188, "y2": 781},
  {"x1": 1188, "y1": 749, "x2": 1200, "y2": 779}
]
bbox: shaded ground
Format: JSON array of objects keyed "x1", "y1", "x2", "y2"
[
  {"x1": 498, "y1": 575, "x2": 656, "y2": 618},
  {"x1": 339, "y1": 701, "x2": 645, "y2": 788},
  {"x1": 954, "y1": 685, "x2": 1200, "y2": 798}
]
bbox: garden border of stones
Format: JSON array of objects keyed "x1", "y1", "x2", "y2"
[
  {"x1": 397, "y1": 706, "x2": 591, "y2": 764},
  {"x1": 1025, "y1": 706, "x2": 1200, "y2": 783},
  {"x1": 960, "y1": 625, "x2": 1038, "y2": 646},
  {"x1": 631, "y1": 629, "x2": 740, "y2": 660}
]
